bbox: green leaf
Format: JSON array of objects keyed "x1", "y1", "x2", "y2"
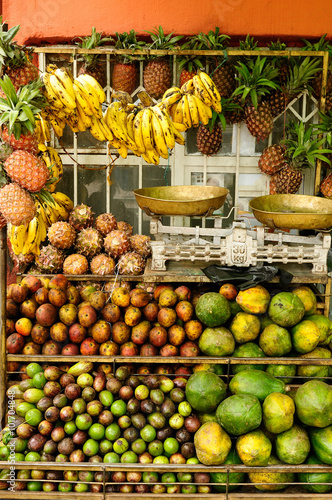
[{"x1": 22, "y1": 104, "x2": 35, "y2": 125}]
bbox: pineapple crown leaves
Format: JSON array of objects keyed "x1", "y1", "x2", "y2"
[
  {"x1": 233, "y1": 56, "x2": 280, "y2": 108},
  {"x1": 144, "y1": 26, "x2": 183, "y2": 58},
  {"x1": 77, "y1": 27, "x2": 113, "y2": 66},
  {"x1": 282, "y1": 121, "x2": 332, "y2": 169},
  {"x1": 0, "y1": 75, "x2": 46, "y2": 139},
  {"x1": 177, "y1": 36, "x2": 205, "y2": 72},
  {"x1": 282, "y1": 56, "x2": 322, "y2": 97},
  {"x1": 301, "y1": 34, "x2": 332, "y2": 53},
  {"x1": 0, "y1": 163, "x2": 8, "y2": 188},
  {"x1": 207, "y1": 109, "x2": 226, "y2": 133},
  {"x1": 114, "y1": 30, "x2": 146, "y2": 62},
  {"x1": 0, "y1": 19, "x2": 29, "y2": 71},
  {"x1": 207, "y1": 98, "x2": 241, "y2": 131}
]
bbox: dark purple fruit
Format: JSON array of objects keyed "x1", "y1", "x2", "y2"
[
  {"x1": 52, "y1": 393, "x2": 68, "y2": 409},
  {"x1": 170, "y1": 387, "x2": 185, "y2": 403},
  {"x1": 45, "y1": 406, "x2": 60, "y2": 423},
  {"x1": 43, "y1": 439, "x2": 58, "y2": 455},
  {"x1": 131, "y1": 413, "x2": 146, "y2": 430},
  {"x1": 181, "y1": 442, "x2": 195, "y2": 458},
  {"x1": 115, "y1": 366, "x2": 130, "y2": 381},
  {"x1": 72, "y1": 430, "x2": 88, "y2": 446},
  {"x1": 58, "y1": 437, "x2": 75, "y2": 455},
  {"x1": 157, "y1": 426, "x2": 174, "y2": 441},
  {"x1": 82, "y1": 386, "x2": 96, "y2": 402},
  {"x1": 37, "y1": 396, "x2": 53, "y2": 412},
  {"x1": 123, "y1": 426, "x2": 139, "y2": 443},
  {"x1": 127, "y1": 397, "x2": 140, "y2": 415},
  {"x1": 140, "y1": 399, "x2": 155, "y2": 414},
  {"x1": 126, "y1": 375, "x2": 141, "y2": 389},
  {"x1": 106, "y1": 376, "x2": 122, "y2": 394},
  {"x1": 99, "y1": 410, "x2": 113, "y2": 426},
  {"x1": 145, "y1": 375, "x2": 159, "y2": 389},
  {"x1": 160, "y1": 398, "x2": 176, "y2": 418},
  {"x1": 176, "y1": 428, "x2": 191, "y2": 443}
]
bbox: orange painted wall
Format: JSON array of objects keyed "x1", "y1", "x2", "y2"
[{"x1": 2, "y1": 0, "x2": 332, "y2": 45}]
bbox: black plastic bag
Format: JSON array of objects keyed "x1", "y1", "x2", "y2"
[{"x1": 201, "y1": 265, "x2": 293, "y2": 290}]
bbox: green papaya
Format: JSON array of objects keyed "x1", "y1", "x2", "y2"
[
  {"x1": 297, "y1": 347, "x2": 331, "y2": 380},
  {"x1": 298, "y1": 454, "x2": 332, "y2": 493},
  {"x1": 195, "y1": 292, "x2": 231, "y2": 327},
  {"x1": 310, "y1": 426, "x2": 332, "y2": 464},
  {"x1": 295, "y1": 380, "x2": 332, "y2": 428},
  {"x1": 229, "y1": 369, "x2": 286, "y2": 401},
  {"x1": 266, "y1": 364, "x2": 296, "y2": 384},
  {"x1": 259, "y1": 323, "x2": 292, "y2": 357},
  {"x1": 262, "y1": 392, "x2": 295, "y2": 433},
  {"x1": 186, "y1": 371, "x2": 227, "y2": 413},
  {"x1": 275, "y1": 425, "x2": 310, "y2": 464},
  {"x1": 248, "y1": 455, "x2": 295, "y2": 491},
  {"x1": 306, "y1": 314, "x2": 332, "y2": 344},
  {"x1": 216, "y1": 394, "x2": 262, "y2": 436},
  {"x1": 231, "y1": 342, "x2": 266, "y2": 374},
  {"x1": 210, "y1": 448, "x2": 245, "y2": 492},
  {"x1": 198, "y1": 326, "x2": 235, "y2": 356},
  {"x1": 268, "y1": 292, "x2": 305, "y2": 327},
  {"x1": 236, "y1": 429, "x2": 272, "y2": 466}
]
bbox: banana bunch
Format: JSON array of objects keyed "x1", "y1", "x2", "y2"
[
  {"x1": 72, "y1": 74, "x2": 106, "y2": 134},
  {"x1": 9, "y1": 191, "x2": 74, "y2": 257},
  {"x1": 169, "y1": 92, "x2": 213, "y2": 129},
  {"x1": 192, "y1": 70, "x2": 222, "y2": 114},
  {"x1": 38, "y1": 144, "x2": 63, "y2": 193},
  {"x1": 104, "y1": 100, "x2": 185, "y2": 164},
  {"x1": 35, "y1": 112, "x2": 52, "y2": 143}
]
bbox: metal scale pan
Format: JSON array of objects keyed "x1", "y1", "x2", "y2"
[
  {"x1": 133, "y1": 185, "x2": 229, "y2": 217},
  {"x1": 249, "y1": 194, "x2": 332, "y2": 230}
]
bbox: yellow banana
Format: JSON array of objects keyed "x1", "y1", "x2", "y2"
[
  {"x1": 187, "y1": 93, "x2": 200, "y2": 128},
  {"x1": 108, "y1": 136, "x2": 122, "y2": 150},
  {"x1": 105, "y1": 103, "x2": 129, "y2": 146},
  {"x1": 25, "y1": 217, "x2": 39, "y2": 248},
  {"x1": 75, "y1": 104, "x2": 88, "y2": 132},
  {"x1": 36, "y1": 210, "x2": 47, "y2": 241},
  {"x1": 116, "y1": 106, "x2": 137, "y2": 150},
  {"x1": 142, "y1": 147, "x2": 160, "y2": 165},
  {"x1": 162, "y1": 87, "x2": 183, "y2": 107},
  {"x1": 75, "y1": 76, "x2": 102, "y2": 117},
  {"x1": 39, "y1": 114, "x2": 51, "y2": 142},
  {"x1": 169, "y1": 120, "x2": 186, "y2": 146},
  {"x1": 77, "y1": 73, "x2": 106, "y2": 104},
  {"x1": 194, "y1": 94, "x2": 212, "y2": 125},
  {"x1": 182, "y1": 95, "x2": 192, "y2": 129},
  {"x1": 141, "y1": 108, "x2": 154, "y2": 151},
  {"x1": 151, "y1": 112, "x2": 169, "y2": 159},
  {"x1": 151, "y1": 105, "x2": 175, "y2": 150},
  {"x1": 90, "y1": 114, "x2": 106, "y2": 141},
  {"x1": 116, "y1": 142, "x2": 128, "y2": 159},
  {"x1": 193, "y1": 74, "x2": 213, "y2": 107},
  {"x1": 48, "y1": 106, "x2": 68, "y2": 120},
  {"x1": 98, "y1": 116, "x2": 114, "y2": 142},
  {"x1": 34, "y1": 199, "x2": 49, "y2": 229},
  {"x1": 73, "y1": 83, "x2": 95, "y2": 117},
  {"x1": 52, "y1": 192, "x2": 74, "y2": 212},
  {"x1": 197, "y1": 71, "x2": 222, "y2": 113},
  {"x1": 65, "y1": 113, "x2": 80, "y2": 133},
  {"x1": 9, "y1": 224, "x2": 26, "y2": 255},
  {"x1": 53, "y1": 200, "x2": 69, "y2": 221},
  {"x1": 42, "y1": 73, "x2": 65, "y2": 110},
  {"x1": 173, "y1": 99, "x2": 184, "y2": 125},
  {"x1": 54, "y1": 68, "x2": 76, "y2": 101},
  {"x1": 49, "y1": 74, "x2": 76, "y2": 110},
  {"x1": 126, "y1": 112, "x2": 136, "y2": 143},
  {"x1": 181, "y1": 78, "x2": 194, "y2": 94},
  {"x1": 133, "y1": 110, "x2": 146, "y2": 154}
]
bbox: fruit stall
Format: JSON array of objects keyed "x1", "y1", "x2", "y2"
[{"x1": 1, "y1": 21, "x2": 332, "y2": 499}]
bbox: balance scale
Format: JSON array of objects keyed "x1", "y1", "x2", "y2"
[{"x1": 148, "y1": 215, "x2": 331, "y2": 274}]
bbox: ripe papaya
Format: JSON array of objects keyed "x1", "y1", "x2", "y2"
[
  {"x1": 295, "y1": 380, "x2": 332, "y2": 428},
  {"x1": 229, "y1": 312, "x2": 260, "y2": 344},
  {"x1": 229, "y1": 369, "x2": 286, "y2": 401},
  {"x1": 236, "y1": 285, "x2": 270, "y2": 315},
  {"x1": 291, "y1": 319, "x2": 320, "y2": 354},
  {"x1": 297, "y1": 347, "x2": 331, "y2": 380},
  {"x1": 216, "y1": 394, "x2": 262, "y2": 436},
  {"x1": 262, "y1": 392, "x2": 295, "y2": 434},
  {"x1": 236, "y1": 429, "x2": 272, "y2": 466},
  {"x1": 275, "y1": 425, "x2": 310, "y2": 464},
  {"x1": 259, "y1": 323, "x2": 292, "y2": 357},
  {"x1": 248, "y1": 455, "x2": 295, "y2": 490},
  {"x1": 194, "y1": 421, "x2": 231, "y2": 465},
  {"x1": 292, "y1": 286, "x2": 317, "y2": 316},
  {"x1": 306, "y1": 314, "x2": 332, "y2": 345},
  {"x1": 195, "y1": 292, "x2": 231, "y2": 327},
  {"x1": 185, "y1": 371, "x2": 226, "y2": 413},
  {"x1": 210, "y1": 447, "x2": 245, "y2": 492}
]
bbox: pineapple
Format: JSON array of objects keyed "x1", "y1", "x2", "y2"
[
  {"x1": 77, "y1": 27, "x2": 112, "y2": 88},
  {"x1": 320, "y1": 172, "x2": 332, "y2": 198},
  {"x1": 130, "y1": 234, "x2": 152, "y2": 258},
  {"x1": 0, "y1": 211, "x2": 6, "y2": 229},
  {"x1": 95, "y1": 213, "x2": 117, "y2": 236},
  {"x1": 69, "y1": 204, "x2": 95, "y2": 231},
  {"x1": 75, "y1": 227, "x2": 103, "y2": 258},
  {"x1": 90, "y1": 253, "x2": 116, "y2": 275},
  {"x1": 177, "y1": 35, "x2": 204, "y2": 88},
  {"x1": 4, "y1": 151, "x2": 49, "y2": 192},
  {"x1": 193, "y1": 28, "x2": 235, "y2": 98},
  {"x1": 0, "y1": 182, "x2": 36, "y2": 225},
  {"x1": 258, "y1": 145, "x2": 286, "y2": 175},
  {"x1": 112, "y1": 30, "x2": 143, "y2": 95},
  {"x1": 118, "y1": 251, "x2": 146, "y2": 275},
  {"x1": 116, "y1": 220, "x2": 133, "y2": 236},
  {"x1": 35, "y1": 244, "x2": 64, "y2": 273},
  {"x1": 48, "y1": 221, "x2": 76, "y2": 249},
  {"x1": 196, "y1": 121, "x2": 223, "y2": 156},
  {"x1": 269, "y1": 174, "x2": 279, "y2": 195},
  {"x1": 0, "y1": 21, "x2": 39, "y2": 90},
  {"x1": 233, "y1": 56, "x2": 279, "y2": 141},
  {"x1": 143, "y1": 26, "x2": 182, "y2": 100},
  {"x1": 223, "y1": 95, "x2": 245, "y2": 125},
  {"x1": 63, "y1": 253, "x2": 89, "y2": 275},
  {"x1": 104, "y1": 229, "x2": 131, "y2": 258},
  {"x1": 0, "y1": 76, "x2": 46, "y2": 154},
  {"x1": 275, "y1": 121, "x2": 332, "y2": 194}
]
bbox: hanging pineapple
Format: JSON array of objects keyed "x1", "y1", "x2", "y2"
[
  {"x1": 112, "y1": 30, "x2": 144, "y2": 95},
  {"x1": 77, "y1": 27, "x2": 112, "y2": 88},
  {"x1": 143, "y1": 26, "x2": 183, "y2": 100},
  {"x1": 196, "y1": 109, "x2": 226, "y2": 156}
]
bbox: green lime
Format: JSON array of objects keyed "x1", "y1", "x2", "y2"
[
  {"x1": 25, "y1": 451, "x2": 41, "y2": 462},
  {"x1": 186, "y1": 457, "x2": 199, "y2": 464},
  {"x1": 83, "y1": 438, "x2": 99, "y2": 457},
  {"x1": 14, "y1": 453, "x2": 25, "y2": 461},
  {"x1": 113, "y1": 437, "x2": 129, "y2": 454},
  {"x1": 64, "y1": 421, "x2": 77, "y2": 435},
  {"x1": 111, "y1": 399, "x2": 127, "y2": 417},
  {"x1": 100, "y1": 439, "x2": 113, "y2": 455},
  {"x1": 131, "y1": 438, "x2": 146, "y2": 455},
  {"x1": 74, "y1": 483, "x2": 89, "y2": 492},
  {"x1": 32, "y1": 372, "x2": 47, "y2": 389},
  {"x1": 89, "y1": 423, "x2": 105, "y2": 440},
  {"x1": 26, "y1": 363, "x2": 43, "y2": 379},
  {"x1": 169, "y1": 413, "x2": 184, "y2": 429},
  {"x1": 178, "y1": 401, "x2": 192, "y2": 417},
  {"x1": 27, "y1": 481, "x2": 42, "y2": 491},
  {"x1": 120, "y1": 450, "x2": 138, "y2": 463},
  {"x1": 161, "y1": 472, "x2": 176, "y2": 483},
  {"x1": 154, "y1": 455, "x2": 169, "y2": 464},
  {"x1": 140, "y1": 424, "x2": 156, "y2": 443},
  {"x1": 103, "y1": 452, "x2": 120, "y2": 463},
  {"x1": 105, "y1": 423, "x2": 121, "y2": 441},
  {"x1": 58, "y1": 482, "x2": 73, "y2": 492},
  {"x1": 99, "y1": 390, "x2": 114, "y2": 407},
  {"x1": 148, "y1": 439, "x2": 164, "y2": 457},
  {"x1": 16, "y1": 402, "x2": 36, "y2": 417},
  {"x1": 13, "y1": 438, "x2": 28, "y2": 453},
  {"x1": 163, "y1": 437, "x2": 179, "y2": 455},
  {"x1": 75, "y1": 413, "x2": 93, "y2": 430},
  {"x1": 0, "y1": 446, "x2": 10, "y2": 460},
  {"x1": 25, "y1": 408, "x2": 43, "y2": 426}
]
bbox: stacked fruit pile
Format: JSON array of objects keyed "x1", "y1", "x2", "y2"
[{"x1": 25, "y1": 204, "x2": 151, "y2": 276}]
